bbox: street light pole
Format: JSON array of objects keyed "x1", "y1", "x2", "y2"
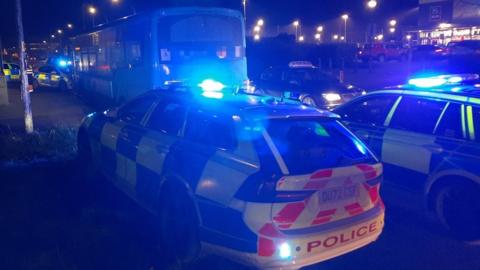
[
  {"x1": 14, "y1": 0, "x2": 34, "y2": 133},
  {"x1": 341, "y1": 14, "x2": 349, "y2": 43},
  {"x1": 242, "y1": 0, "x2": 247, "y2": 22}
]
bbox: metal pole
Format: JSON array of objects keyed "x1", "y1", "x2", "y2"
[
  {"x1": 344, "y1": 20, "x2": 347, "y2": 42},
  {"x1": 15, "y1": 0, "x2": 34, "y2": 133}
]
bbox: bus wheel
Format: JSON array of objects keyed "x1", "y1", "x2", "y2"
[
  {"x1": 433, "y1": 179, "x2": 480, "y2": 241},
  {"x1": 157, "y1": 179, "x2": 201, "y2": 267}
]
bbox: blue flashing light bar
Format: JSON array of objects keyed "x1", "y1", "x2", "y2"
[
  {"x1": 408, "y1": 74, "x2": 480, "y2": 88},
  {"x1": 198, "y1": 79, "x2": 225, "y2": 92}
]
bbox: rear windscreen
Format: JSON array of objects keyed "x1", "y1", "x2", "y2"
[{"x1": 264, "y1": 119, "x2": 374, "y2": 175}]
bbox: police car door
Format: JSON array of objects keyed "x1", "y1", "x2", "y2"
[
  {"x1": 36, "y1": 66, "x2": 51, "y2": 86},
  {"x1": 382, "y1": 96, "x2": 448, "y2": 194},
  {"x1": 114, "y1": 95, "x2": 158, "y2": 197},
  {"x1": 334, "y1": 94, "x2": 399, "y2": 157},
  {"x1": 134, "y1": 98, "x2": 187, "y2": 208}
]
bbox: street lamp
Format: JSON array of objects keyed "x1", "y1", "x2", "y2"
[
  {"x1": 254, "y1": 33, "x2": 260, "y2": 41},
  {"x1": 389, "y1": 19, "x2": 397, "y2": 27},
  {"x1": 257, "y1": 19, "x2": 264, "y2": 27},
  {"x1": 42, "y1": 40, "x2": 47, "y2": 44},
  {"x1": 67, "y1": 23, "x2": 73, "y2": 29},
  {"x1": 298, "y1": 35, "x2": 305, "y2": 42},
  {"x1": 57, "y1": 29, "x2": 63, "y2": 34},
  {"x1": 50, "y1": 34, "x2": 55, "y2": 39},
  {"x1": 341, "y1": 14, "x2": 349, "y2": 42},
  {"x1": 406, "y1": 35, "x2": 412, "y2": 40},
  {"x1": 389, "y1": 27, "x2": 396, "y2": 33},
  {"x1": 293, "y1": 20, "x2": 300, "y2": 40},
  {"x1": 377, "y1": 34, "x2": 384, "y2": 40},
  {"x1": 333, "y1": 34, "x2": 339, "y2": 40},
  {"x1": 254, "y1": 25, "x2": 261, "y2": 33},
  {"x1": 315, "y1": 33, "x2": 321, "y2": 40},
  {"x1": 111, "y1": 0, "x2": 120, "y2": 3},
  {"x1": 317, "y1": 25, "x2": 323, "y2": 32},
  {"x1": 88, "y1": 6, "x2": 97, "y2": 27},
  {"x1": 367, "y1": 0, "x2": 377, "y2": 9}
]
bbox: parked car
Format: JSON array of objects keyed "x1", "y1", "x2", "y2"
[
  {"x1": 78, "y1": 83, "x2": 385, "y2": 269},
  {"x1": 411, "y1": 45, "x2": 446, "y2": 60},
  {"x1": 255, "y1": 61, "x2": 365, "y2": 110},
  {"x1": 333, "y1": 74, "x2": 480, "y2": 240},
  {"x1": 2, "y1": 63, "x2": 20, "y2": 81},
  {"x1": 357, "y1": 43, "x2": 408, "y2": 62},
  {"x1": 32, "y1": 65, "x2": 72, "y2": 90},
  {"x1": 448, "y1": 40, "x2": 480, "y2": 56}
]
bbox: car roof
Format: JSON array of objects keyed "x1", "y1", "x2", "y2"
[
  {"x1": 149, "y1": 90, "x2": 339, "y2": 121},
  {"x1": 366, "y1": 86, "x2": 480, "y2": 106}
]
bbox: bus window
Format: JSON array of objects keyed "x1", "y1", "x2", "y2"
[{"x1": 157, "y1": 14, "x2": 243, "y2": 63}]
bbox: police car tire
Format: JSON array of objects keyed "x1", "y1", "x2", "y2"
[
  {"x1": 433, "y1": 180, "x2": 480, "y2": 241},
  {"x1": 157, "y1": 180, "x2": 201, "y2": 267}
]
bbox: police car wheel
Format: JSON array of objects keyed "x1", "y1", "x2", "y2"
[
  {"x1": 158, "y1": 180, "x2": 200, "y2": 266},
  {"x1": 434, "y1": 181, "x2": 480, "y2": 241}
]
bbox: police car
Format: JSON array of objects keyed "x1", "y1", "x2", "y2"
[
  {"x1": 33, "y1": 63, "x2": 72, "y2": 91},
  {"x1": 77, "y1": 80, "x2": 385, "y2": 269},
  {"x1": 333, "y1": 74, "x2": 480, "y2": 240},
  {"x1": 3, "y1": 62, "x2": 21, "y2": 81},
  {"x1": 255, "y1": 61, "x2": 365, "y2": 110}
]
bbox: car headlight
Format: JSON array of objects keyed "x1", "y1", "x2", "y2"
[{"x1": 322, "y1": 93, "x2": 342, "y2": 102}]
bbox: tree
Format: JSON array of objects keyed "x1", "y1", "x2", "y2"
[{"x1": 15, "y1": 0, "x2": 33, "y2": 133}]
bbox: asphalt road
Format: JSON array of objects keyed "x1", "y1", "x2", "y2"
[{"x1": 1, "y1": 76, "x2": 480, "y2": 270}]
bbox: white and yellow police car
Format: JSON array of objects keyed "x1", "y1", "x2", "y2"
[
  {"x1": 78, "y1": 80, "x2": 385, "y2": 269},
  {"x1": 3, "y1": 62, "x2": 20, "y2": 81},
  {"x1": 334, "y1": 74, "x2": 480, "y2": 241}
]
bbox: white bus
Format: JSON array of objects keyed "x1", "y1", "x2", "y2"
[{"x1": 70, "y1": 7, "x2": 247, "y2": 103}]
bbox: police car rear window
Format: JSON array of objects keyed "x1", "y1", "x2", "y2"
[{"x1": 265, "y1": 119, "x2": 373, "y2": 175}]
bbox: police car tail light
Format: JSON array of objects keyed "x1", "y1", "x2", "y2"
[{"x1": 408, "y1": 74, "x2": 480, "y2": 88}]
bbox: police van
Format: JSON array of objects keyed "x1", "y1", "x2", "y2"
[
  {"x1": 3, "y1": 63, "x2": 20, "y2": 81},
  {"x1": 334, "y1": 74, "x2": 480, "y2": 240},
  {"x1": 77, "y1": 81, "x2": 385, "y2": 269}
]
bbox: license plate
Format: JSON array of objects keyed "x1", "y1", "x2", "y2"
[{"x1": 319, "y1": 185, "x2": 358, "y2": 204}]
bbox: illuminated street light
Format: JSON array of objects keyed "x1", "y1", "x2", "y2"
[
  {"x1": 257, "y1": 19, "x2": 264, "y2": 26},
  {"x1": 315, "y1": 33, "x2": 321, "y2": 40},
  {"x1": 293, "y1": 20, "x2": 300, "y2": 40},
  {"x1": 389, "y1": 27, "x2": 396, "y2": 33},
  {"x1": 367, "y1": 0, "x2": 377, "y2": 9},
  {"x1": 340, "y1": 36, "x2": 345, "y2": 40},
  {"x1": 254, "y1": 33, "x2": 260, "y2": 41},
  {"x1": 389, "y1": 19, "x2": 397, "y2": 27},
  {"x1": 377, "y1": 34, "x2": 384, "y2": 40},
  {"x1": 298, "y1": 35, "x2": 305, "y2": 42},
  {"x1": 406, "y1": 35, "x2": 412, "y2": 40},
  {"x1": 254, "y1": 25, "x2": 261, "y2": 33},
  {"x1": 67, "y1": 23, "x2": 73, "y2": 29},
  {"x1": 88, "y1": 6, "x2": 97, "y2": 15},
  {"x1": 333, "y1": 34, "x2": 339, "y2": 40},
  {"x1": 42, "y1": 40, "x2": 47, "y2": 44},
  {"x1": 317, "y1": 25, "x2": 324, "y2": 32},
  {"x1": 111, "y1": 0, "x2": 120, "y2": 3},
  {"x1": 242, "y1": 0, "x2": 247, "y2": 21},
  {"x1": 51, "y1": 34, "x2": 55, "y2": 39},
  {"x1": 341, "y1": 14, "x2": 349, "y2": 42},
  {"x1": 57, "y1": 29, "x2": 63, "y2": 34}
]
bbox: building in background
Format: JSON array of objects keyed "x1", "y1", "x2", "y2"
[{"x1": 408, "y1": 0, "x2": 480, "y2": 45}]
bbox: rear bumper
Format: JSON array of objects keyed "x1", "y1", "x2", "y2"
[{"x1": 205, "y1": 206, "x2": 384, "y2": 270}]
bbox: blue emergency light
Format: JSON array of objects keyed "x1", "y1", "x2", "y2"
[
  {"x1": 198, "y1": 79, "x2": 226, "y2": 99},
  {"x1": 408, "y1": 74, "x2": 479, "y2": 88}
]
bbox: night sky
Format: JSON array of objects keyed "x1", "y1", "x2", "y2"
[{"x1": 0, "y1": 0, "x2": 418, "y2": 45}]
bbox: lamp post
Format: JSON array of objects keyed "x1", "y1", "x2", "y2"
[
  {"x1": 293, "y1": 20, "x2": 300, "y2": 41},
  {"x1": 316, "y1": 25, "x2": 323, "y2": 43},
  {"x1": 341, "y1": 14, "x2": 349, "y2": 43},
  {"x1": 242, "y1": 0, "x2": 247, "y2": 22},
  {"x1": 88, "y1": 6, "x2": 97, "y2": 27}
]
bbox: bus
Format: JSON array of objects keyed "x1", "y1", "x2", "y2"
[{"x1": 70, "y1": 7, "x2": 247, "y2": 103}]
